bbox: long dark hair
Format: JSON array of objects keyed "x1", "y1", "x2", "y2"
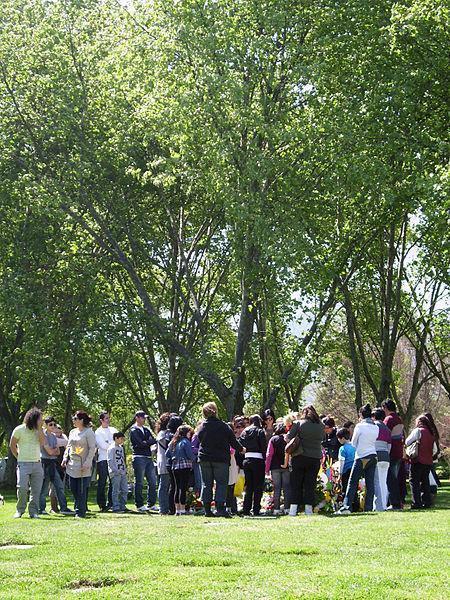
[
  {"x1": 416, "y1": 414, "x2": 434, "y2": 436},
  {"x1": 24, "y1": 407, "x2": 42, "y2": 430},
  {"x1": 155, "y1": 412, "x2": 171, "y2": 433},
  {"x1": 249, "y1": 414, "x2": 263, "y2": 428},
  {"x1": 170, "y1": 425, "x2": 192, "y2": 448},
  {"x1": 73, "y1": 411, "x2": 92, "y2": 427},
  {"x1": 423, "y1": 412, "x2": 440, "y2": 442},
  {"x1": 300, "y1": 405, "x2": 321, "y2": 424}
]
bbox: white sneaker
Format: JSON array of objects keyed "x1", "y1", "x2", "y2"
[
  {"x1": 304, "y1": 504, "x2": 313, "y2": 516},
  {"x1": 137, "y1": 506, "x2": 148, "y2": 512},
  {"x1": 273, "y1": 509, "x2": 282, "y2": 516},
  {"x1": 289, "y1": 504, "x2": 298, "y2": 517},
  {"x1": 29, "y1": 513, "x2": 40, "y2": 519},
  {"x1": 13, "y1": 511, "x2": 23, "y2": 519},
  {"x1": 334, "y1": 506, "x2": 350, "y2": 515},
  {"x1": 146, "y1": 505, "x2": 158, "y2": 512}
]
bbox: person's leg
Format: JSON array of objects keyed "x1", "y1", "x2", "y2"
[
  {"x1": 252, "y1": 460, "x2": 266, "y2": 515},
  {"x1": 271, "y1": 469, "x2": 282, "y2": 510},
  {"x1": 145, "y1": 459, "x2": 157, "y2": 507},
  {"x1": 96, "y1": 461, "x2": 108, "y2": 509},
  {"x1": 178, "y1": 468, "x2": 190, "y2": 509},
  {"x1": 410, "y1": 462, "x2": 423, "y2": 508},
  {"x1": 295, "y1": 457, "x2": 307, "y2": 507},
  {"x1": 81, "y1": 476, "x2": 91, "y2": 515},
  {"x1": 420, "y1": 464, "x2": 432, "y2": 508},
  {"x1": 158, "y1": 472, "x2": 170, "y2": 514},
  {"x1": 132, "y1": 457, "x2": 145, "y2": 508},
  {"x1": 69, "y1": 477, "x2": 83, "y2": 517},
  {"x1": 378, "y1": 461, "x2": 390, "y2": 511},
  {"x1": 289, "y1": 456, "x2": 302, "y2": 514},
  {"x1": 199, "y1": 462, "x2": 213, "y2": 512},
  {"x1": 52, "y1": 469, "x2": 69, "y2": 511},
  {"x1": 120, "y1": 473, "x2": 128, "y2": 511},
  {"x1": 303, "y1": 457, "x2": 321, "y2": 509},
  {"x1": 343, "y1": 459, "x2": 363, "y2": 510},
  {"x1": 226, "y1": 485, "x2": 235, "y2": 510},
  {"x1": 281, "y1": 469, "x2": 291, "y2": 509},
  {"x1": 39, "y1": 461, "x2": 51, "y2": 513},
  {"x1": 387, "y1": 458, "x2": 401, "y2": 508},
  {"x1": 111, "y1": 474, "x2": 120, "y2": 511},
  {"x1": 213, "y1": 462, "x2": 229, "y2": 515},
  {"x1": 363, "y1": 456, "x2": 377, "y2": 511},
  {"x1": 16, "y1": 462, "x2": 32, "y2": 515},
  {"x1": 28, "y1": 462, "x2": 44, "y2": 516},
  {"x1": 242, "y1": 460, "x2": 254, "y2": 515},
  {"x1": 173, "y1": 469, "x2": 182, "y2": 511},
  {"x1": 193, "y1": 461, "x2": 202, "y2": 496}
]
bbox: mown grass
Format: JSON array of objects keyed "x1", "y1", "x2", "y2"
[{"x1": 0, "y1": 484, "x2": 449, "y2": 599}]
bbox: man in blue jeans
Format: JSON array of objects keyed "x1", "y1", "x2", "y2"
[{"x1": 130, "y1": 411, "x2": 157, "y2": 512}]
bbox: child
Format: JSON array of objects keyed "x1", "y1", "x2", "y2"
[
  {"x1": 165, "y1": 425, "x2": 194, "y2": 515},
  {"x1": 337, "y1": 428, "x2": 358, "y2": 512},
  {"x1": 266, "y1": 422, "x2": 290, "y2": 515},
  {"x1": 107, "y1": 432, "x2": 128, "y2": 513}
]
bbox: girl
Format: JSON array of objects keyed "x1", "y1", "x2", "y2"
[
  {"x1": 155, "y1": 412, "x2": 171, "y2": 515},
  {"x1": 405, "y1": 415, "x2": 437, "y2": 509},
  {"x1": 166, "y1": 425, "x2": 194, "y2": 515},
  {"x1": 262, "y1": 409, "x2": 276, "y2": 442},
  {"x1": 239, "y1": 415, "x2": 267, "y2": 516},
  {"x1": 265, "y1": 422, "x2": 290, "y2": 515}
]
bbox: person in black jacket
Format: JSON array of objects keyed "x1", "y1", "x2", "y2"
[
  {"x1": 197, "y1": 402, "x2": 244, "y2": 517},
  {"x1": 239, "y1": 415, "x2": 267, "y2": 516},
  {"x1": 322, "y1": 416, "x2": 340, "y2": 461},
  {"x1": 130, "y1": 411, "x2": 157, "y2": 512}
]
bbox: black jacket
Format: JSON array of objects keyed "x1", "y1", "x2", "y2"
[
  {"x1": 198, "y1": 417, "x2": 244, "y2": 464},
  {"x1": 239, "y1": 425, "x2": 267, "y2": 456},
  {"x1": 322, "y1": 428, "x2": 340, "y2": 461},
  {"x1": 130, "y1": 425, "x2": 157, "y2": 457}
]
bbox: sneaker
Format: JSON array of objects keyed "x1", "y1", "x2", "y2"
[
  {"x1": 29, "y1": 513, "x2": 40, "y2": 519},
  {"x1": 13, "y1": 511, "x2": 23, "y2": 519},
  {"x1": 60, "y1": 509, "x2": 75, "y2": 515},
  {"x1": 289, "y1": 504, "x2": 298, "y2": 517},
  {"x1": 386, "y1": 505, "x2": 402, "y2": 511},
  {"x1": 273, "y1": 509, "x2": 282, "y2": 516},
  {"x1": 146, "y1": 505, "x2": 159, "y2": 513},
  {"x1": 74, "y1": 514, "x2": 85, "y2": 519},
  {"x1": 137, "y1": 506, "x2": 148, "y2": 512},
  {"x1": 304, "y1": 504, "x2": 313, "y2": 516},
  {"x1": 334, "y1": 506, "x2": 350, "y2": 515},
  {"x1": 39, "y1": 510, "x2": 49, "y2": 515},
  {"x1": 113, "y1": 510, "x2": 125, "y2": 514}
]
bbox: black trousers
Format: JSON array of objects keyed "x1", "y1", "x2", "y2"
[
  {"x1": 173, "y1": 468, "x2": 191, "y2": 505},
  {"x1": 97, "y1": 460, "x2": 112, "y2": 509},
  {"x1": 243, "y1": 458, "x2": 265, "y2": 515},
  {"x1": 410, "y1": 462, "x2": 432, "y2": 508},
  {"x1": 290, "y1": 455, "x2": 321, "y2": 506},
  {"x1": 168, "y1": 468, "x2": 176, "y2": 514}
]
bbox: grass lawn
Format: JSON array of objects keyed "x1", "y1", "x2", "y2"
[{"x1": 0, "y1": 484, "x2": 449, "y2": 600}]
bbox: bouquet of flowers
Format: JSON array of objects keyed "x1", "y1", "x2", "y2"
[{"x1": 314, "y1": 457, "x2": 341, "y2": 514}]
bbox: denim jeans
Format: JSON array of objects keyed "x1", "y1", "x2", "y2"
[
  {"x1": 199, "y1": 461, "x2": 229, "y2": 506},
  {"x1": 96, "y1": 460, "x2": 112, "y2": 509},
  {"x1": 343, "y1": 455, "x2": 377, "y2": 511},
  {"x1": 193, "y1": 461, "x2": 202, "y2": 495},
  {"x1": 16, "y1": 461, "x2": 44, "y2": 516},
  {"x1": 374, "y1": 460, "x2": 390, "y2": 511},
  {"x1": 271, "y1": 468, "x2": 291, "y2": 510},
  {"x1": 69, "y1": 476, "x2": 91, "y2": 517},
  {"x1": 132, "y1": 456, "x2": 156, "y2": 508},
  {"x1": 158, "y1": 472, "x2": 170, "y2": 514},
  {"x1": 111, "y1": 472, "x2": 128, "y2": 511},
  {"x1": 387, "y1": 458, "x2": 402, "y2": 508},
  {"x1": 39, "y1": 460, "x2": 68, "y2": 512}
]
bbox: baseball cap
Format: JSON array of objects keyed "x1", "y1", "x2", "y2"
[{"x1": 135, "y1": 410, "x2": 149, "y2": 419}]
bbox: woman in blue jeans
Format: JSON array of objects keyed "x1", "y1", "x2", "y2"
[{"x1": 62, "y1": 411, "x2": 96, "y2": 518}]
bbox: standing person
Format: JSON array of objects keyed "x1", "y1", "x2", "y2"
[
  {"x1": 335, "y1": 404, "x2": 378, "y2": 515},
  {"x1": 336, "y1": 428, "x2": 358, "y2": 512},
  {"x1": 130, "y1": 411, "x2": 157, "y2": 512},
  {"x1": 405, "y1": 415, "x2": 437, "y2": 510},
  {"x1": 107, "y1": 432, "x2": 128, "y2": 513},
  {"x1": 62, "y1": 411, "x2": 96, "y2": 518},
  {"x1": 39, "y1": 416, "x2": 72, "y2": 515},
  {"x1": 166, "y1": 415, "x2": 183, "y2": 515},
  {"x1": 343, "y1": 421, "x2": 355, "y2": 438},
  {"x1": 95, "y1": 412, "x2": 117, "y2": 512},
  {"x1": 50, "y1": 425, "x2": 68, "y2": 513},
  {"x1": 262, "y1": 409, "x2": 276, "y2": 443},
  {"x1": 286, "y1": 406, "x2": 325, "y2": 516},
  {"x1": 155, "y1": 413, "x2": 171, "y2": 515},
  {"x1": 197, "y1": 402, "x2": 244, "y2": 518},
  {"x1": 240, "y1": 415, "x2": 267, "y2": 516},
  {"x1": 322, "y1": 416, "x2": 340, "y2": 462},
  {"x1": 382, "y1": 399, "x2": 404, "y2": 510},
  {"x1": 372, "y1": 408, "x2": 392, "y2": 511},
  {"x1": 265, "y1": 422, "x2": 290, "y2": 515},
  {"x1": 191, "y1": 422, "x2": 203, "y2": 497},
  {"x1": 9, "y1": 407, "x2": 46, "y2": 519},
  {"x1": 165, "y1": 425, "x2": 194, "y2": 515},
  {"x1": 423, "y1": 412, "x2": 441, "y2": 494}
]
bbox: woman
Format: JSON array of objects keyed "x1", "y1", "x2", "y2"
[
  {"x1": 9, "y1": 407, "x2": 46, "y2": 519},
  {"x1": 262, "y1": 409, "x2": 276, "y2": 443},
  {"x1": 286, "y1": 405, "x2": 325, "y2": 516},
  {"x1": 265, "y1": 422, "x2": 290, "y2": 515},
  {"x1": 165, "y1": 425, "x2": 194, "y2": 515},
  {"x1": 405, "y1": 414, "x2": 437, "y2": 509},
  {"x1": 166, "y1": 414, "x2": 183, "y2": 515},
  {"x1": 62, "y1": 411, "x2": 96, "y2": 518},
  {"x1": 197, "y1": 402, "x2": 244, "y2": 518},
  {"x1": 155, "y1": 412, "x2": 171, "y2": 515},
  {"x1": 239, "y1": 415, "x2": 267, "y2": 516},
  {"x1": 372, "y1": 408, "x2": 392, "y2": 511}
]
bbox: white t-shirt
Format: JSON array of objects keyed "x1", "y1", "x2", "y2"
[
  {"x1": 351, "y1": 419, "x2": 379, "y2": 459},
  {"x1": 95, "y1": 426, "x2": 118, "y2": 462}
]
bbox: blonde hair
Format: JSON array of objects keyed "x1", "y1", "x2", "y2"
[
  {"x1": 202, "y1": 402, "x2": 218, "y2": 418},
  {"x1": 283, "y1": 412, "x2": 297, "y2": 427}
]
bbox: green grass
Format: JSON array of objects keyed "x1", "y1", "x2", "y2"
[{"x1": 0, "y1": 485, "x2": 449, "y2": 599}]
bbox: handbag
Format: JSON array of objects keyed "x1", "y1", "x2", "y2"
[
  {"x1": 405, "y1": 439, "x2": 420, "y2": 459},
  {"x1": 285, "y1": 433, "x2": 303, "y2": 456}
]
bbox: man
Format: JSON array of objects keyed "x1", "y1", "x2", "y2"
[
  {"x1": 39, "y1": 416, "x2": 73, "y2": 515},
  {"x1": 382, "y1": 399, "x2": 404, "y2": 510},
  {"x1": 95, "y1": 412, "x2": 117, "y2": 512},
  {"x1": 130, "y1": 411, "x2": 157, "y2": 512}
]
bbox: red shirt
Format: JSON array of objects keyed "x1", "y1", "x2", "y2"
[{"x1": 384, "y1": 413, "x2": 404, "y2": 460}]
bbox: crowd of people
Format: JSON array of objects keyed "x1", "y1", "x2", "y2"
[{"x1": 8, "y1": 399, "x2": 442, "y2": 519}]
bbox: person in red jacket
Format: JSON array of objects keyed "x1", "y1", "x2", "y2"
[
  {"x1": 405, "y1": 415, "x2": 437, "y2": 510},
  {"x1": 382, "y1": 400, "x2": 404, "y2": 510}
]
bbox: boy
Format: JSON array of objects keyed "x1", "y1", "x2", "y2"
[
  {"x1": 337, "y1": 428, "x2": 359, "y2": 512},
  {"x1": 107, "y1": 432, "x2": 128, "y2": 513}
]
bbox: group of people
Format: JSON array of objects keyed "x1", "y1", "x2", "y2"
[{"x1": 9, "y1": 398, "x2": 441, "y2": 519}]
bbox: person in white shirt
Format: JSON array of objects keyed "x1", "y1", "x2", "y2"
[
  {"x1": 95, "y1": 412, "x2": 117, "y2": 512},
  {"x1": 335, "y1": 404, "x2": 379, "y2": 514}
]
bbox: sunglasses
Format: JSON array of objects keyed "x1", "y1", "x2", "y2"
[{"x1": 47, "y1": 422, "x2": 57, "y2": 426}]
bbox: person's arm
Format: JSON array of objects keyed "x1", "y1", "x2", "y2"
[
  {"x1": 130, "y1": 428, "x2": 149, "y2": 452},
  {"x1": 350, "y1": 424, "x2": 360, "y2": 448},
  {"x1": 229, "y1": 425, "x2": 244, "y2": 453},
  {"x1": 259, "y1": 429, "x2": 268, "y2": 455},
  {"x1": 61, "y1": 435, "x2": 71, "y2": 467},
  {"x1": 405, "y1": 428, "x2": 421, "y2": 446},
  {"x1": 9, "y1": 434, "x2": 19, "y2": 459},
  {"x1": 95, "y1": 429, "x2": 111, "y2": 452},
  {"x1": 338, "y1": 447, "x2": 345, "y2": 476},
  {"x1": 107, "y1": 445, "x2": 118, "y2": 476},
  {"x1": 81, "y1": 430, "x2": 97, "y2": 473},
  {"x1": 265, "y1": 438, "x2": 275, "y2": 474},
  {"x1": 286, "y1": 421, "x2": 299, "y2": 441},
  {"x1": 184, "y1": 439, "x2": 194, "y2": 461},
  {"x1": 56, "y1": 434, "x2": 68, "y2": 448}
]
